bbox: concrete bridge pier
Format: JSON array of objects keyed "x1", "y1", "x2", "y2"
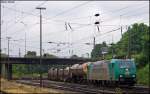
[
  {"x1": 1, "y1": 64, "x2": 6, "y2": 78},
  {"x1": 0, "y1": 64, "x2": 1, "y2": 78},
  {"x1": 1, "y1": 63, "x2": 12, "y2": 80},
  {"x1": 7, "y1": 64, "x2": 12, "y2": 80}
]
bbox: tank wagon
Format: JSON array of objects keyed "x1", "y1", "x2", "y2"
[{"x1": 48, "y1": 59, "x2": 136, "y2": 86}]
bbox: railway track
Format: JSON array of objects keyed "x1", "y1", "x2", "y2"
[{"x1": 16, "y1": 80, "x2": 149, "y2": 94}]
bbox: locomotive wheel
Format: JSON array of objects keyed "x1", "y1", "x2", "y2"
[{"x1": 102, "y1": 81, "x2": 105, "y2": 86}]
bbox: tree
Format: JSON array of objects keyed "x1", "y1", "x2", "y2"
[
  {"x1": 24, "y1": 51, "x2": 37, "y2": 57},
  {"x1": 0, "y1": 53, "x2": 8, "y2": 57},
  {"x1": 70, "y1": 55, "x2": 79, "y2": 58},
  {"x1": 142, "y1": 25, "x2": 149, "y2": 62},
  {"x1": 91, "y1": 41, "x2": 108, "y2": 59},
  {"x1": 90, "y1": 23, "x2": 149, "y2": 67}
]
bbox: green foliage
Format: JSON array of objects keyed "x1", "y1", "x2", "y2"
[
  {"x1": 24, "y1": 51, "x2": 37, "y2": 57},
  {"x1": 70, "y1": 55, "x2": 79, "y2": 58},
  {"x1": 91, "y1": 23, "x2": 149, "y2": 66},
  {"x1": 24, "y1": 51, "x2": 57, "y2": 58},
  {"x1": 13, "y1": 51, "x2": 57, "y2": 77},
  {"x1": 132, "y1": 53, "x2": 148, "y2": 68},
  {"x1": 12, "y1": 64, "x2": 51, "y2": 77},
  {"x1": 0, "y1": 53, "x2": 8, "y2": 57},
  {"x1": 91, "y1": 41, "x2": 108, "y2": 59},
  {"x1": 137, "y1": 64, "x2": 149, "y2": 86}
]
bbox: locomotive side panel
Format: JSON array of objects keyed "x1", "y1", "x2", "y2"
[{"x1": 87, "y1": 61, "x2": 110, "y2": 80}]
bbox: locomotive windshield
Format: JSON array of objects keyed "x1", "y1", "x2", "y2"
[{"x1": 119, "y1": 61, "x2": 134, "y2": 68}]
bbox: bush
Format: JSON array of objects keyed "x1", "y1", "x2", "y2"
[
  {"x1": 133, "y1": 53, "x2": 147, "y2": 68},
  {"x1": 137, "y1": 64, "x2": 149, "y2": 86}
]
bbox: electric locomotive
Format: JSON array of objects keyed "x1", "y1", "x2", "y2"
[{"x1": 87, "y1": 59, "x2": 136, "y2": 85}]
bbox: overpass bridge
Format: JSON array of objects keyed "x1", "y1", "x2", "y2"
[
  {"x1": 0, "y1": 57, "x2": 92, "y2": 64},
  {"x1": 0, "y1": 57, "x2": 93, "y2": 80}
]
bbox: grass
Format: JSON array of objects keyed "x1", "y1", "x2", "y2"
[
  {"x1": 1, "y1": 78, "x2": 71, "y2": 93},
  {"x1": 13, "y1": 73, "x2": 48, "y2": 78}
]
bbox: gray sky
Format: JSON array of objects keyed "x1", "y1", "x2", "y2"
[{"x1": 1, "y1": 1, "x2": 149, "y2": 58}]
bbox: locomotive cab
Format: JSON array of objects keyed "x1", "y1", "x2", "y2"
[{"x1": 110, "y1": 59, "x2": 136, "y2": 85}]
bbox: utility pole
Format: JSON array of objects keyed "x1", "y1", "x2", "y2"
[
  {"x1": 71, "y1": 50, "x2": 73, "y2": 56},
  {"x1": 25, "y1": 31, "x2": 26, "y2": 56},
  {"x1": 93, "y1": 13, "x2": 100, "y2": 49},
  {"x1": 0, "y1": 19, "x2": 2, "y2": 56},
  {"x1": 20, "y1": 21, "x2": 27, "y2": 56},
  {"x1": 95, "y1": 13, "x2": 100, "y2": 32},
  {"x1": 121, "y1": 26, "x2": 123, "y2": 37},
  {"x1": 6, "y1": 37, "x2": 11, "y2": 80},
  {"x1": 36, "y1": 7, "x2": 46, "y2": 87},
  {"x1": 111, "y1": 35, "x2": 115, "y2": 58},
  {"x1": 7, "y1": 37, "x2": 11, "y2": 57},
  {"x1": 127, "y1": 26, "x2": 131, "y2": 59},
  {"x1": 42, "y1": 49, "x2": 45, "y2": 55},
  {"x1": 93, "y1": 37, "x2": 95, "y2": 49},
  {"x1": 120, "y1": 15, "x2": 123, "y2": 38},
  {"x1": 19, "y1": 48, "x2": 21, "y2": 57}
]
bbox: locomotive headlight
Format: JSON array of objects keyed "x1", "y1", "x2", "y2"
[
  {"x1": 125, "y1": 68, "x2": 129, "y2": 71},
  {"x1": 132, "y1": 75, "x2": 136, "y2": 77},
  {"x1": 120, "y1": 75, "x2": 123, "y2": 77}
]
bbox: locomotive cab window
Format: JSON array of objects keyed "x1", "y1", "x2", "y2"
[{"x1": 119, "y1": 61, "x2": 134, "y2": 68}]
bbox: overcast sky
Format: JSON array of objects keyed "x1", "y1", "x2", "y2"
[{"x1": 1, "y1": 1, "x2": 149, "y2": 58}]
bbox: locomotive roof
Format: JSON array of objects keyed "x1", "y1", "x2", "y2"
[{"x1": 111, "y1": 59, "x2": 134, "y2": 61}]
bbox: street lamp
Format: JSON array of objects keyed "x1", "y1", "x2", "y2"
[{"x1": 36, "y1": 7, "x2": 46, "y2": 87}]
